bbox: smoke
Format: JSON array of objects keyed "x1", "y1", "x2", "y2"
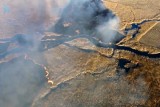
[
  {"x1": 96, "y1": 17, "x2": 120, "y2": 43},
  {"x1": 0, "y1": 57, "x2": 46, "y2": 107},
  {"x1": 0, "y1": 0, "x2": 64, "y2": 37},
  {"x1": 0, "y1": 0, "x2": 122, "y2": 107},
  {"x1": 0, "y1": 1, "x2": 52, "y2": 107},
  {"x1": 51, "y1": 0, "x2": 120, "y2": 44}
]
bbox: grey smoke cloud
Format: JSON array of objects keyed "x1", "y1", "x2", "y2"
[
  {"x1": 0, "y1": 57, "x2": 46, "y2": 107},
  {"x1": 51, "y1": 0, "x2": 120, "y2": 43},
  {"x1": 0, "y1": 0, "x2": 58, "y2": 37},
  {"x1": 0, "y1": 1, "x2": 51, "y2": 107},
  {"x1": 0, "y1": 0, "x2": 121, "y2": 107}
]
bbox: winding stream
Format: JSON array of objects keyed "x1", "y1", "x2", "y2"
[{"x1": 124, "y1": 19, "x2": 160, "y2": 38}]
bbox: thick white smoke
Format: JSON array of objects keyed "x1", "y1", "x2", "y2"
[{"x1": 96, "y1": 17, "x2": 120, "y2": 43}]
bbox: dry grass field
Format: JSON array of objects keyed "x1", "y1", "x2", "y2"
[{"x1": 0, "y1": 0, "x2": 160, "y2": 107}]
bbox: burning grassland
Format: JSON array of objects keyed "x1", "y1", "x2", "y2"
[{"x1": 0, "y1": 0, "x2": 160, "y2": 107}]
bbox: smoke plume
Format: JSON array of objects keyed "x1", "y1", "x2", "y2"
[
  {"x1": 51, "y1": 0, "x2": 120, "y2": 43},
  {"x1": 0, "y1": 0, "x2": 122, "y2": 107}
]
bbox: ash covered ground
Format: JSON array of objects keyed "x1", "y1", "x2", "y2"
[{"x1": 0, "y1": 0, "x2": 160, "y2": 107}]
